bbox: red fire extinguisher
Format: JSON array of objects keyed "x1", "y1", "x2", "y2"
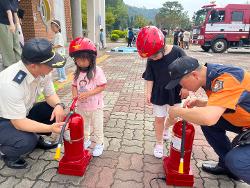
[
  {"x1": 54, "y1": 98, "x2": 92, "y2": 176},
  {"x1": 163, "y1": 120, "x2": 195, "y2": 187}
]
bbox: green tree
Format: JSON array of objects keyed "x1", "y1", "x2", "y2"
[
  {"x1": 134, "y1": 15, "x2": 149, "y2": 28},
  {"x1": 106, "y1": 9, "x2": 115, "y2": 31},
  {"x1": 155, "y1": 1, "x2": 191, "y2": 30},
  {"x1": 106, "y1": 0, "x2": 128, "y2": 30},
  {"x1": 81, "y1": 0, "x2": 87, "y2": 28}
]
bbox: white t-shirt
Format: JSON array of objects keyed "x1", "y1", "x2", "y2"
[
  {"x1": 183, "y1": 31, "x2": 191, "y2": 42},
  {"x1": 53, "y1": 32, "x2": 65, "y2": 56},
  {"x1": 0, "y1": 61, "x2": 55, "y2": 119}
]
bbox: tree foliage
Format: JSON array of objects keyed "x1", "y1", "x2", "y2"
[
  {"x1": 82, "y1": 0, "x2": 193, "y2": 34},
  {"x1": 127, "y1": 5, "x2": 158, "y2": 23},
  {"x1": 106, "y1": 0, "x2": 128, "y2": 31},
  {"x1": 81, "y1": 0, "x2": 87, "y2": 28},
  {"x1": 106, "y1": 9, "x2": 115, "y2": 32},
  {"x1": 155, "y1": 1, "x2": 191, "y2": 30},
  {"x1": 133, "y1": 15, "x2": 149, "y2": 28}
]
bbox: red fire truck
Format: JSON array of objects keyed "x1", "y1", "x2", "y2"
[{"x1": 192, "y1": 3, "x2": 250, "y2": 53}]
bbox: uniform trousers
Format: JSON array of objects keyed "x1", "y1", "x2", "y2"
[
  {"x1": 0, "y1": 102, "x2": 54, "y2": 161},
  {"x1": 201, "y1": 117, "x2": 250, "y2": 183}
]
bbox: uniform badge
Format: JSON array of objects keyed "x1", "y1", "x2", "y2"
[
  {"x1": 13, "y1": 70, "x2": 27, "y2": 84},
  {"x1": 212, "y1": 80, "x2": 223, "y2": 92},
  {"x1": 51, "y1": 61, "x2": 65, "y2": 67}
]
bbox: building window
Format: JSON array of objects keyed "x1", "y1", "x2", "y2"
[
  {"x1": 209, "y1": 10, "x2": 225, "y2": 23},
  {"x1": 232, "y1": 11, "x2": 243, "y2": 22}
]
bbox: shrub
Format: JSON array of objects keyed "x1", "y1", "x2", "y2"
[
  {"x1": 121, "y1": 30, "x2": 127, "y2": 38},
  {"x1": 111, "y1": 30, "x2": 126, "y2": 38},
  {"x1": 110, "y1": 34, "x2": 119, "y2": 41}
]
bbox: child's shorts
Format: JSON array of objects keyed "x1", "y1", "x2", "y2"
[{"x1": 153, "y1": 103, "x2": 181, "y2": 118}]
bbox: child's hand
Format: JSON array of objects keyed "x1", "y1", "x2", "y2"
[
  {"x1": 78, "y1": 92, "x2": 90, "y2": 100},
  {"x1": 183, "y1": 99, "x2": 197, "y2": 108},
  {"x1": 147, "y1": 93, "x2": 152, "y2": 104},
  {"x1": 9, "y1": 23, "x2": 15, "y2": 33},
  {"x1": 179, "y1": 88, "x2": 189, "y2": 99}
]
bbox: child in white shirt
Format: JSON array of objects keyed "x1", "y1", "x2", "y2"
[{"x1": 51, "y1": 19, "x2": 67, "y2": 82}]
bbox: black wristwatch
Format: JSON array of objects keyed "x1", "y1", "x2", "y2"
[{"x1": 55, "y1": 102, "x2": 66, "y2": 109}]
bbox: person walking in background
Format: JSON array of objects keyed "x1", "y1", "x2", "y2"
[
  {"x1": 51, "y1": 19, "x2": 67, "y2": 82},
  {"x1": 0, "y1": 0, "x2": 22, "y2": 68},
  {"x1": 183, "y1": 29, "x2": 191, "y2": 49},
  {"x1": 136, "y1": 26, "x2": 189, "y2": 159},
  {"x1": 69, "y1": 37, "x2": 107, "y2": 157},
  {"x1": 99, "y1": 28, "x2": 105, "y2": 49},
  {"x1": 173, "y1": 27, "x2": 180, "y2": 46},
  {"x1": 178, "y1": 29, "x2": 184, "y2": 49},
  {"x1": 127, "y1": 27, "x2": 134, "y2": 47},
  {"x1": 161, "y1": 28, "x2": 168, "y2": 43}
]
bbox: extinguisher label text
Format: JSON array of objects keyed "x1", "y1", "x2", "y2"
[
  {"x1": 172, "y1": 135, "x2": 182, "y2": 151},
  {"x1": 64, "y1": 129, "x2": 71, "y2": 141}
]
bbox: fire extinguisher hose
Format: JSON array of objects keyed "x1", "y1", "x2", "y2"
[
  {"x1": 54, "y1": 111, "x2": 74, "y2": 160},
  {"x1": 178, "y1": 120, "x2": 186, "y2": 174}
]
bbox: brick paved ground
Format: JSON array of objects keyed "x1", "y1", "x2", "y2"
[{"x1": 0, "y1": 44, "x2": 250, "y2": 188}]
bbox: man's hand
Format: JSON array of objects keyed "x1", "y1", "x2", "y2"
[
  {"x1": 179, "y1": 88, "x2": 189, "y2": 99},
  {"x1": 51, "y1": 122, "x2": 68, "y2": 134},
  {"x1": 183, "y1": 99, "x2": 207, "y2": 108},
  {"x1": 9, "y1": 23, "x2": 15, "y2": 33},
  {"x1": 50, "y1": 105, "x2": 65, "y2": 122}
]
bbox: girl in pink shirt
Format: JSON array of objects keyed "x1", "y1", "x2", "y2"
[{"x1": 69, "y1": 37, "x2": 107, "y2": 157}]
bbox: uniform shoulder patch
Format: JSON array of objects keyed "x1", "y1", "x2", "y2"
[
  {"x1": 212, "y1": 80, "x2": 224, "y2": 92},
  {"x1": 13, "y1": 70, "x2": 27, "y2": 84}
]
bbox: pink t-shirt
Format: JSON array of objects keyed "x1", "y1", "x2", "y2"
[{"x1": 72, "y1": 66, "x2": 107, "y2": 111}]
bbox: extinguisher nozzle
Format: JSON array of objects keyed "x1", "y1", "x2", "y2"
[
  {"x1": 54, "y1": 144, "x2": 61, "y2": 161},
  {"x1": 178, "y1": 158, "x2": 184, "y2": 174}
]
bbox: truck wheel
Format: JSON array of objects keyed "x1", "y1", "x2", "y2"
[
  {"x1": 211, "y1": 39, "x2": 227, "y2": 53},
  {"x1": 201, "y1": 46, "x2": 210, "y2": 52}
]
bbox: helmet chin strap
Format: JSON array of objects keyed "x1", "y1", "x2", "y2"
[
  {"x1": 79, "y1": 67, "x2": 89, "y2": 71},
  {"x1": 159, "y1": 47, "x2": 165, "y2": 60}
]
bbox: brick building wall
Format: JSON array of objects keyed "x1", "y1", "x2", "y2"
[
  {"x1": 19, "y1": 0, "x2": 72, "y2": 42},
  {"x1": 64, "y1": 0, "x2": 73, "y2": 42}
]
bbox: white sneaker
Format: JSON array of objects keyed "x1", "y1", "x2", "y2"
[
  {"x1": 58, "y1": 79, "x2": 67, "y2": 83},
  {"x1": 92, "y1": 144, "x2": 104, "y2": 157},
  {"x1": 84, "y1": 139, "x2": 91, "y2": 149},
  {"x1": 163, "y1": 129, "x2": 170, "y2": 141},
  {"x1": 154, "y1": 144, "x2": 163, "y2": 158}
]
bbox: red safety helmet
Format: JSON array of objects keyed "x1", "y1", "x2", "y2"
[
  {"x1": 136, "y1": 26, "x2": 165, "y2": 58},
  {"x1": 69, "y1": 37, "x2": 97, "y2": 56}
]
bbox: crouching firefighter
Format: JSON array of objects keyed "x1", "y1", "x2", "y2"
[
  {"x1": 0, "y1": 38, "x2": 67, "y2": 169},
  {"x1": 166, "y1": 56, "x2": 250, "y2": 184}
]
